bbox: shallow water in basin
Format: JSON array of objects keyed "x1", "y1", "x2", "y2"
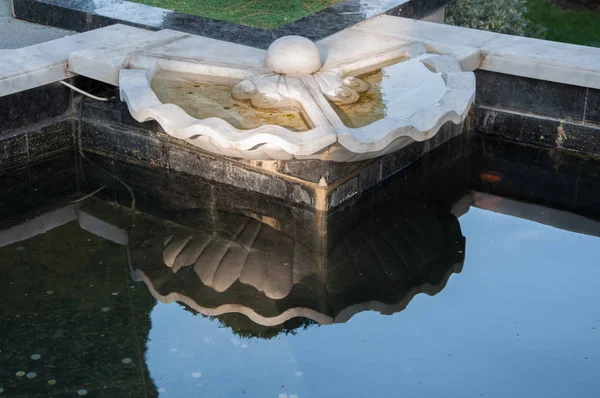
[
  {"x1": 1, "y1": 138, "x2": 600, "y2": 397},
  {"x1": 332, "y1": 58, "x2": 446, "y2": 128},
  {"x1": 151, "y1": 71, "x2": 311, "y2": 132}
]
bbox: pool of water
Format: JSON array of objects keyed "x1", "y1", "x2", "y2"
[
  {"x1": 1, "y1": 137, "x2": 599, "y2": 397},
  {"x1": 151, "y1": 71, "x2": 311, "y2": 132}
]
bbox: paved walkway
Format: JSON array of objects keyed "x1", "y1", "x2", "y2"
[{"x1": 0, "y1": 0, "x2": 73, "y2": 49}]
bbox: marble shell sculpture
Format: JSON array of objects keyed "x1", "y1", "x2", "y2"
[{"x1": 119, "y1": 35, "x2": 476, "y2": 162}]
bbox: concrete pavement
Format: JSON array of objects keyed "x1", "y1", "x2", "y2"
[{"x1": 0, "y1": 0, "x2": 73, "y2": 49}]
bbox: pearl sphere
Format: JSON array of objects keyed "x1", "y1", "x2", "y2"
[{"x1": 265, "y1": 36, "x2": 323, "y2": 75}]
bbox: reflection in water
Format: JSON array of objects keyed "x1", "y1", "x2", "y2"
[
  {"x1": 0, "y1": 192, "x2": 466, "y2": 395},
  {"x1": 2, "y1": 138, "x2": 600, "y2": 397},
  {"x1": 128, "y1": 199, "x2": 465, "y2": 328},
  {"x1": 0, "y1": 211, "x2": 152, "y2": 397}
]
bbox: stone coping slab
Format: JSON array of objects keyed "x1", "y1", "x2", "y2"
[
  {"x1": 355, "y1": 15, "x2": 600, "y2": 90},
  {"x1": 12, "y1": 0, "x2": 451, "y2": 49},
  {"x1": 0, "y1": 24, "x2": 157, "y2": 96},
  {"x1": 1, "y1": 14, "x2": 598, "y2": 99}
]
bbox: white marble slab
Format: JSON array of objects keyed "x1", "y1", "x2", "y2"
[
  {"x1": 353, "y1": 15, "x2": 498, "y2": 48},
  {"x1": 142, "y1": 35, "x2": 267, "y2": 70},
  {"x1": 479, "y1": 34, "x2": 600, "y2": 90},
  {"x1": 0, "y1": 24, "x2": 155, "y2": 96},
  {"x1": 351, "y1": 15, "x2": 600, "y2": 89},
  {"x1": 319, "y1": 29, "x2": 413, "y2": 70},
  {"x1": 323, "y1": 17, "x2": 484, "y2": 72},
  {"x1": 68, "y1": 30, "x2": 268, "y2": 86},
  {"x1": 93, "y1": 2, "x2": 174, "y2": 28},
  {"x1": 68, "y1": 29, "x2": 190, "y2": 86}
]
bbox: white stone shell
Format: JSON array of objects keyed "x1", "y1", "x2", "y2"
[{"x1": 65, "y1": 27, "x2": 476, "y2": 162}]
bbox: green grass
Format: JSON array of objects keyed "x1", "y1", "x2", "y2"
[
  {"x1": 130, "y1": 0, "x2": 342, "y2": 29},
  {"x1": 131, "y1": 0, "x2": 600, "y2": 46},
  {"x1": 526, "y1": 0, "x2": 600, "y2": 47}
]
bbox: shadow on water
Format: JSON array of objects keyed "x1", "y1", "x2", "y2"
[{"x1": 1, "y1": 136, "x2": 600, "y2": 396}]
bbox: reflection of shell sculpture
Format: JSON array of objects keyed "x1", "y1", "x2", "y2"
[
  {"x1": 116, "y1": 30, "x2": 475, "y2": 161},
  {"x1": 161, "y1": 220, "x2": 314, "y2": 300},
  {"x1": 129, "y1": 201, "x2": 466, "y2": 328}
]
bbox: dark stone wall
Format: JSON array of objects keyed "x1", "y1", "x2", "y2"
[
  {"x1": 77, "y1": 94, "x2": 468, "y2": 211},
  {"x1": 474, "y1": 70, "x2": 600, "y2": 156},
  {"x1": 0, "y1": 81, "x2": 71, "y2": 133},
  {"x1": 326, "y1": 121, "x2": 467, "y2": 209},
  {"x1": 0, "y1": 81, "x2": 74, "y2": 173},
  {"x1": 475, "y1": 70, "x2": 590, "y2": 122},
  {"x1": 0, "y1": 120, "x2": 74, "y2": 171},
  {"x1": 76, "y1": 110, "x2": 467, "y2": 211}
]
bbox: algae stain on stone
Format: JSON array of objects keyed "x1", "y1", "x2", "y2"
[
  {"x1": 332, "y1": 70, "x2": 386, "y2": 129},
  {"x1": 151, "y1": 71, "x2": 310, "y2": 132},
  {"x1": 556, "y1": 123, "x2": 568, "y2": 147}
]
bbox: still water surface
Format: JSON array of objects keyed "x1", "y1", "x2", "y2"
[
  {"x1": 145, "y1": 208, "x2": 600, "y2": 398},
  {"x1": 0, "y1": 139, "x2": 599, "y2": 397}
]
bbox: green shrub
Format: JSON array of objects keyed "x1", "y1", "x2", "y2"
[{"x1": 446, "y1": 0, "x2": 547, "y2": 38}]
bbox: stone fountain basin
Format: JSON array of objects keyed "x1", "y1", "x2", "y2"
[
  {"x1": 62, "y1": 27, "x2": 475, "y2": 162},
  {"x1": 120, "y1": 68, "x2": 338, "y2": 161},
  {"x1": 119, "y1": 55, "x2": 474, "y2": 161}
]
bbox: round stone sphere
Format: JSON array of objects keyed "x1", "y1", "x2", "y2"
[{"x1": 265, "y1": 36, "x2": 323, "y2": 75}]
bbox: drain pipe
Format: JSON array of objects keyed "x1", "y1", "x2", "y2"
[{"x1": 60, "y1": 80, "x2": 110, "y2": 101}]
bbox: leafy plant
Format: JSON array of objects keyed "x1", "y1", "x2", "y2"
[{"x1": 446, "y1": 0, "x2": 547, "y2": 38}]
